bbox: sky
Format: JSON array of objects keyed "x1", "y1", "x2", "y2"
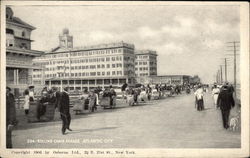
[{"x1": 10, "y1": 5, "x2": 240, "y2": 84}]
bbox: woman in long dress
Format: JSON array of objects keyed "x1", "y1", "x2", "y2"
[
  {"x1": 212, "y1": 85, "x2": 220, "y2": 109},
  {"x1": 23, "y1": 90, "x2": 30, "y2": 115},
  {"x1": 194, "y1": 85, "x2": 204, "y2": 111}
]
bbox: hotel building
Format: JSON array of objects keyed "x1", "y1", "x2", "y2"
[
  {"x1": 6, "y1": 7, "x2": 43, "y2": 95},
  {"x1": 135, "y1": 50, "x2": 157, "y2": 77},
  {"x1": 33, "y1": 29, "x2": 136, "y2": 91}
]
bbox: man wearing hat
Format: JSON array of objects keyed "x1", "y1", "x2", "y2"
[
  {"x1": 6, "y1": 87, "x2": 17, "y2": 148},
  {"x1": 58, "y1": 87, "x2": 72, "y2": 135},
  {"x1": 217, "y1": 85, "x2": 235, "y2": 129}
]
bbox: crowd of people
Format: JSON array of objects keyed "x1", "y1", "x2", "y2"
[
  {"x1": 193, "y1": 82, "x2": 236, "y2": 130},
  {"x1": 6, "y1": 81, "x2": 238, "y2": 148}
]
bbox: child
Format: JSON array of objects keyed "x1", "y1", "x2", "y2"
[{"x1": 23, "y1": 89, "x2": 30, "y2": 115}]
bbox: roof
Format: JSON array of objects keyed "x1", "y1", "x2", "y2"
[
  {"x1": 135, "y1": 50, "x2": 158, "y2": 56},
  {"x1": 7, "y1": 17, "x2": 36, "y2": 30},
  {"x1": 47, "y1": 41, "x2": 135, "y2": 54},
  {"x1": 6, "y1": 47, "x2": 44, "y2": 57}
]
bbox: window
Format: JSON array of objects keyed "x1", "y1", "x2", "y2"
[
  {"x1": 22, "y1": 31, "x2": 25, "y2": 37},
  {"x1": 20, "y1": 43, "x2": 27, "y2": 49},
  {"x1": 107, "y1": 72, "x2": 110, "y2": 75},
  {"x1": 90, "y1": 65, "x2": 96, "y2": 69},
  {"x1": 112, "y1": 71, "x2": 116, "y2": 75},
  {"x1": 90, "y1": 72, "x2": 96, "y2": 76},
  {"x1": 107, "y1": 64, "x2": 110, "y2": 68},
  {"x1": 106, "y1": 57, "x2": 110, "y2": 61},
  {"x1": 112, "y1": 64, "x2": 116, "y2": 68}
]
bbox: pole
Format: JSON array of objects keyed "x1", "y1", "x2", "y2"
[
  {"x1": 225, "y1": 58, "x2": 227, "y2": 82},
  {"x1": 217, "y1": 70, "x2": 220, "y2": 83},
  {"x1": 233, "y1": 42, "x2": 237, "y2": 98},
  {"x1": 220, "y1": 65, "x2": 223, "y2": 84}
]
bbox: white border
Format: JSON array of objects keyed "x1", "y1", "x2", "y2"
[{"x1": 0, "y1": 1, "x2": 249, "y2": 158}]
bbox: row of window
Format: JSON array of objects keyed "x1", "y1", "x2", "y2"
[
  {"x1": 135, "y1": 61, "x2": 148, "y2": 65},
  {"x1": 43, "y1": 48, "x2": 134, "y2": 59},
  {"x1": 46, "y1": 63, "x2": 124, "y2": 71},
  {"x1": 39, "y1": 56, "x2": 124, "y2": 65},
  {"x1": 71, "y1": 56, "x2": 123, "y2": 64},
  {"x1": 33, "y1": 74, "x2": 42, "y2": 78},
  {"x1": 135, "y1": 73, "x2": 149, "y2": 76},
  {"x1": 136, "y1": 55, "x2": 148, "y2": 59},
  {"x1": 135, "y1": 67, "x2": 148, "y2": 71},
  {"x1": 45, "y1": 71, "x2": 123, "y2": 78},
  {"x1": 6, "y1": 29, "x2": 27, "y2": 38}
]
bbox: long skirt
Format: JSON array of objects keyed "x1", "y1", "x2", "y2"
[
  {"x1": 213, "y1": 94, "x2": 219, "y2": 108},
  {"x1": 197, "y1": 99, "x2": 204, "y2": 111}
]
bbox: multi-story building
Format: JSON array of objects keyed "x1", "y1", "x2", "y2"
[
  {"x1": 33, "y1": 29, "x2": 136, "y2": 91},
  {"x1": 136, "y1": 75, "x2": 193, "y2": 86},
  {"x1": 135, "y1": 50, "x2": 157, "y2": 84},
  {"x1": 135, "y1": 50, "x2": 157, "y2": 77},
  {"x1": 6, "y1": 7, "x2": 43, "y2": 95}
]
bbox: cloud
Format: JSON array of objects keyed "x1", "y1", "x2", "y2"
[{"x1": 11, "y1": 5, "x2": 240, "y2": 83}]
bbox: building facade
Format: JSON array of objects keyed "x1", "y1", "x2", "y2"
[
  {"x1": 135, "y1": 50, "x2": 157, "y2": 77},
  {"x1": 33, "y1": 30, "x2": 136, "y2": 91},
  {"x1": 6, "y1": 7, "x2": 43, "y2": 95},
  {"x1": 136, "y1": 75, "x2": 193, "y2": 86}
]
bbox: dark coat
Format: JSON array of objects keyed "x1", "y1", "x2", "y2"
[
  {"x1": 6, "y1": 93, "x2": 16, "y2": 125},
  {"x1": 59, "y1": 91, "x2": 70, "y2": 114},
  {"x1": 217, "y1": 88, "x2": 235, "y2": 110},
  {"x1": 53, "y1": 91, "x2": 61, "y2": 109},
  {"x1": 121, "y1": 83, "x2": 128, "y2": 91}
]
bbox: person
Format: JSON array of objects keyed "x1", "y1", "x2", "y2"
[
  {"x1": 121, "y1": 82, "x2": 128, "y2": 99},
  {"x1": 217, "y1": 85, "x2": 235, "y2": 129},
  {"x1": 88, "y1": 90, "x2": 97, "y2": 112},
  {"x1": 23, "y1": 89, "x2": 30, "y2": 115},
  {"x1": 146, "y1": 84, "x2": 152, "y2": 100},
  {"x1": 51, "y1": 87, "x2": 61, "y2": 109},
  {"x1": 226, "y1": 82, "x2": 235, "y2": 94},
  {"x1": 41, "y1": 87, "x2": 48, "y2": 97},
  {"x1": 110, "y1": 87, "x2": 117, "y2": 106},
  {"x1": 58, "y1": 87, "x2": 72, "y2": 135},
  {"x1": 28, "y1": 86, "x2": 35, "y2": 102},
  {"x1": 212, "y1": 84, "x2": 220, "y2": 109},
  {"x1": 6, "y1": 87, "x2": 17, "y2": 148},
  {"x1": 194, "y1": 85, "x2": 204, "y2": 111}
]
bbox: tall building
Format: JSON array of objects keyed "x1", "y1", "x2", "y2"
[
  {"x1": 33, "y1": 29, "x2": 136, "y2": 91},
  {"x1": 135, "y1": 50, "x2": 157, "y2": 77},
  {"x1": 6, "y1": 7, "x2": 43, "y2": 94}
]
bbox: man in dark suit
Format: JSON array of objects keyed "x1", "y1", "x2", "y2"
[
  {"x1": 217, "y1": 85, "x2": 235, "y2": 129},
  {"x1": 50, "y1": 87, "x2": 61, "y2": 109},
  {"x1": 6, "y1": 87, "x2": 17, "y2": 148},
  {"x1": 58, "y1": 87, "x2": 72, "y2": 135}
]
